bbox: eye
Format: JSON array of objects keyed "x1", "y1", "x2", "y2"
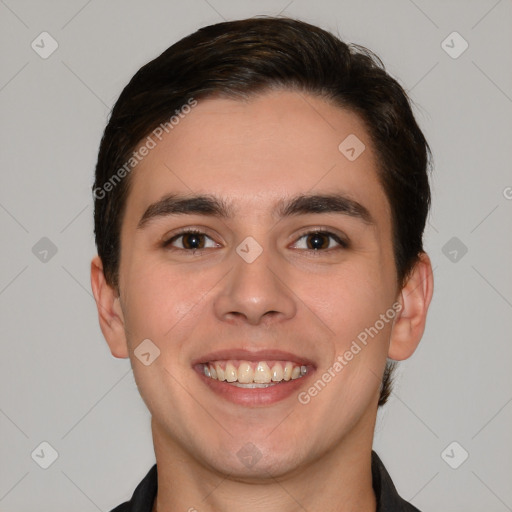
[
  {"x1": 163, "y1": 229, "x2": 219, "y2": 251},
  {"x1": 292, "y1": 230, "x2": 348, "y2": 251},
  {"x1": 162, "y1": 228, "x2": 347, "y2": 253}
]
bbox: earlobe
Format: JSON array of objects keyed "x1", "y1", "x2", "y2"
[
  {"x1": 388, "y1": 252, "x2": 434, "y2": 361},
  {"x1": 90, "y1": 256, "x2": 129, "y2": 359}
]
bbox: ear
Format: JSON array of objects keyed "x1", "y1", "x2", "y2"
[
  {"x1": 388, "y1": 252, "x2": 434, "y2": 361},
  {"x1": 90, "y1": 255, "x2": 129, "y2": 359}
]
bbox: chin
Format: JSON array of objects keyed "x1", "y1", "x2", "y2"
[{"x1": 201, "y1": 438, "x2": 311, "y2": 481}]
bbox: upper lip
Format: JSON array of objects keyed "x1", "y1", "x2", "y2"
[{"x1": 192, "y1": 349, "x2": 316, "y2": 368}]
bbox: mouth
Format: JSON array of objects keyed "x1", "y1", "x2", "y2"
[
  {"x1": 199, "y1": 360, "x2": 308, "y2": 387},
  {"x1": 192, "y1": 349, "x2": 316, "y2": 406}
]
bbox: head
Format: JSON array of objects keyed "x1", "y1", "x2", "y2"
[{"x1": 91, "y1": 16, "x2": 433, "y2": 477}]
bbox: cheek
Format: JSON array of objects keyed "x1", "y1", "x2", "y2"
[
  {"x1": 121, "y1": 258, "x2": 218, "y2": 344},
  {"x1": 307, "y1": 266, "x2": 395, "y2": 404},
  {"x1": 303, "y1": 262, "x2": 393, "y2": 337}
]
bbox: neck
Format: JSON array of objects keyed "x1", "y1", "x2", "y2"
[{"x1": 150, "y1": 410, "x2": 378, "y2": 512}]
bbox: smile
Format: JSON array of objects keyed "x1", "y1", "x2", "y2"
[{"x1": 201, "y1": 360, "x2": 308, "y2": 387}]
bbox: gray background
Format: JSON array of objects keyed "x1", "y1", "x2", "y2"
[{"x1": 1, "y1": 0, "x2": 511, "y2": 510}]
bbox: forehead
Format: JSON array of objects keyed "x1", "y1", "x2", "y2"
[{"x1": 125, "y1": 89, "x2": 391, "y2": 227}]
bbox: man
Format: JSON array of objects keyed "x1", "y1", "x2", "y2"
[{"x1": 91, "y1": 16, "x2": 433, "y2": 511}]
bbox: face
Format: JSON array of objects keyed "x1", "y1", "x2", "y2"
[{"x1": 111, "y1": 90, "x2": 402, "y2": 478}]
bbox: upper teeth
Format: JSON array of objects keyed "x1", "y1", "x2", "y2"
[{"x1": 203, "y1": 360, "x2": 308, "y2": 384}]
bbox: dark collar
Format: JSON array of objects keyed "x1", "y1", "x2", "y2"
[
  {"x1": 371, "y1": 451, "x2": 421, "y2": 511},
  {"x1": 110, "y1": 451, "x2": 420, "y2": 511}
]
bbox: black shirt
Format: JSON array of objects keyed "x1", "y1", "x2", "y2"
[{"x1": 110, "y1": 451, "x2": 420, "y2": 512}]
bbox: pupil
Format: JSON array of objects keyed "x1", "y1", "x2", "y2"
[
  {"x1": 184, "y1": 233, "x2": 204, "y2": 249},
  {"x1": 308, "y1": 233, "x2": 327, "y2": 250}
]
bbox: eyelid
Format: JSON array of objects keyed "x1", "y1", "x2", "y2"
[
  {"x1": 162, "y1": 227, "x2": 220, "y2": 249},
  {"x1": 161, "y1": 226, "x2": 349, "y2": 251},
  {"x1": 290, "y1": 228, "x2": 349, "y2": 250}
]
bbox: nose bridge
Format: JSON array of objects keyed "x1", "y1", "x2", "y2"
[{"x1": 213, "y1": 237, "x2": 296, "y2": 325}]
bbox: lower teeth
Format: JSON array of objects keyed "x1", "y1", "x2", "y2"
[{"x1": 228, "y1": 382, "x2": 279, "y2": 388}]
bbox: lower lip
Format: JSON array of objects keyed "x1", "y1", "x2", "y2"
[{"x1": 194, "y1": 365, "x2": 314, "y2": 406}]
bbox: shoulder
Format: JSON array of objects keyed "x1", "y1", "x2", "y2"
[
  {"x1": 108, "y1": 464, "x2": 158, "y2": 512},
  {"x1": 109, "y1": 503, "x2": 130, "y2": 512},
  {"x1": 371, "y1": 451, "x2": 422, "y2": 512}
]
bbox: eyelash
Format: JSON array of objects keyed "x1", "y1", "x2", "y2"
[{"x1": 162, "y1": 228, "x2": 349, "y2": 253}]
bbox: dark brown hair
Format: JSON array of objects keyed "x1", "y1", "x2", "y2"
[{"x1": 93, "y1": 16, "x2": 431, "y2": 406}]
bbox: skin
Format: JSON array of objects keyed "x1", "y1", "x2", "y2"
[{"x1": 91, "y1": 89, "x2": 433, "y2": 512}]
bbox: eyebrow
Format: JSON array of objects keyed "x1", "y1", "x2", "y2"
[{"x1": 137, "y1": 192, "x2": 374, "y2": 229}]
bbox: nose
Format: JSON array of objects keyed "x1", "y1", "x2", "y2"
[{"x1": 213, "y1": 243, "x2": 297, "y2": 326}]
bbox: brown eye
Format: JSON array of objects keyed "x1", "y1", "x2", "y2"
[
  {"x1": 306, "y1": 232, "x2": 330, "y2": 250},
  {"x1": 163, "y1": 230, "x2": 219, "y2": 251},
  {"x1": 181, "y1": 232, "x2": 205, "y2": 249},
  {"x1": 293, "y1": 230, "x2": 348, "y2": 251}
]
